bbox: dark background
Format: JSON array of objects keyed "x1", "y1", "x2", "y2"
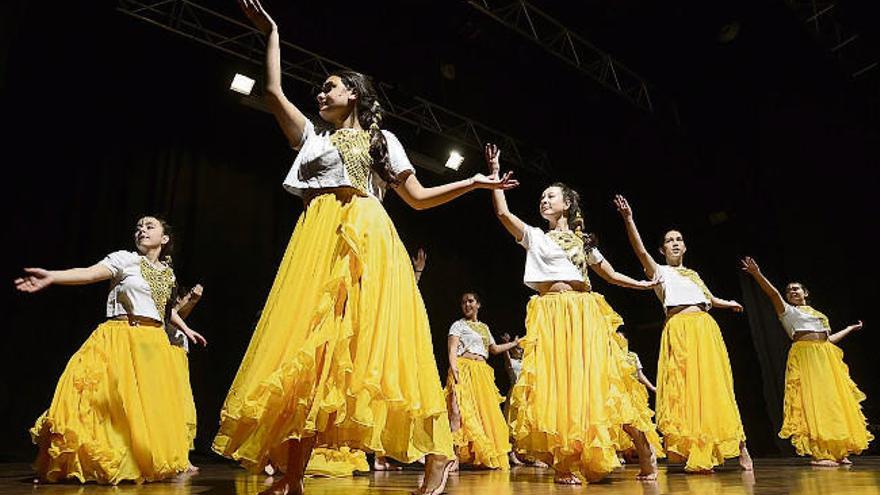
[{"x1": 3, "y1": 0, "x2": 878, "y2": 461}]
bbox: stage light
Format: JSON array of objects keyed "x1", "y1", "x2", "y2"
[
  {"x1": 445, "y1": 151, "x2": 464, "y2": 170},
  {"x1": 230, "y1": 73, "x2": 255, "y2": 95}
]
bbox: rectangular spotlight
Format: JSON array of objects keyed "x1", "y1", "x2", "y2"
[
  {"x1": 445, "y1": 151, "x2": 464, "y2": 170},
  {"x1": 230, "y1": 73, "x2": 255, "y2": 95}
]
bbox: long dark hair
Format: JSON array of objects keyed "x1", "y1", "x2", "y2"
[
  {"x1": 549, "y1": 182, "x2": 598, "y2": 249},
  {"x1": 331, "y1": 71, "x2": 398, "y2": 186}
]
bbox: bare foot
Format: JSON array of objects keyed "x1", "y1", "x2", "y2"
[
  {"x1": 810, "y1": 459, "x2": 839, "y2": 467},
  {"x1": 259, "y1": 476, "x2": 303, "y2": 495},
  {"x1": 373, "y1": 457, "x2": 401, "y2": 471},
  {"x1": 450, "y1": 458, "x2": 460, "y2": 473},
  {"x1": 185, "y1": 464, "x2": 200, "y2": 474},
  {"x1": 509, "y1": 451, "x2": 524, "y2": 466},
  {"x1": 264, "y1": 463, "x2": 276, "y2": 476},
  {"x1": 533, "y1": 460, "x2": 550, "y2": 469},
  {"x1": 554, "y1": 472, "x2": 582, "y2": 485},
  {"x1": 840, "y1": 457, "x2": 853, "y2": 465},
  {"x1": 413, "y1": 456, "x2": 455, "y2": 495},
  {"x1": 739, "y1": 443, "x2": 753, "y2": 471},
  {"x1": 667, "y1": 451, "x2": 686, "y2": 464},
  {"x1": 636, "y1": 449, "x2": 658, "y2": 481}
]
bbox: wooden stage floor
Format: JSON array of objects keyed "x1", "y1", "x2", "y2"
[{"x1": 2, "y1": 457, "x2": 878, "y2": 494}]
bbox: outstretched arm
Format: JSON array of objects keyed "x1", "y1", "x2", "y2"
[
  {"x1": 591, "y1": 259, "x2": 660, "y2": 290},
  {"x1": 829, "y1": 320, "x2": 863, "y2": 344},
  {"x1": 614, "y1": 195, "x2": 660, "y2": 279},
  {"x1": 238, "y1": 0, "x2": 308, "y2": 148},
  {"x1": 14, "y1": 264, "x2": 112, "y2": 293},
  {"x1": 485, "y1": 144, "x2": 526, "y2": 240},
  {"x1": 394, "y1": 168, "x2": 518, "y2": 211},
  {"x1": 488, "y1": 336, "x2": 521, "y2": 356},
  {"x1": 740, "y1": 257, "x2": 785, "y2": 314}
]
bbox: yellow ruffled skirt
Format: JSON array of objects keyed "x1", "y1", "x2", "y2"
[
  {"x1": 30, "y1": 320, "x2": 191, "y2": 484},
  {"x1": 609, "y1": 334, "x2": 664, "y2": 457},
  {"x1": 305, "y1": 447, "x2": 369, "y2": 477},
  {"x1": 445, "y1": 358, "x2": 511, "y2": 469},
  {"x1": 780, "y1": 340, "x2": 873, "y2": 461},
  {"x1": 509, "y1": 291, "x2": 653, "y2": 482},
  {"x1": 656, "y1": 311, "x2": 745, "y2": 471},
  {"x1": 212, "y1": 193, "x2": 454, "y2": 472},
  {"x1": 170, "y1": 346, "x2": 197, "y2": 450}
]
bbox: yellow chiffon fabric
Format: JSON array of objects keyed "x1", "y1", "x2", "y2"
[
  {"x1": 510, "y1": 291, "x2": 655, "y2": 482},
  {"x1": 656, "y1": 311, "x2": 745, "y2": 471},
  {"x1": 213, "y1": 193, "x2": 454, "y2": 472},
  {"x1": 171, "y1": 346, "x2": 197, "y2": 450},
  {"x1": 609, "y1": 333, "x2": 664, "y2": 457},
  {"x1": 445, "y1": 358, "x2": 511, "y2": 469},
  {"x1": 305, "y1": 447, "x2": 369, "y2": 477},
  {"x1": 780, "y1": 340, "x2": 873, "y2": 461},
  {"x1": 30, "y1": 320, "x2": 190, "y2": 484}
]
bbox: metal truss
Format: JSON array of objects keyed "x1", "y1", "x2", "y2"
[
  {"x1": 116, "y1": 0, "x2": 550, "y2": 175},
  {"x1": 785, "y1": 1, "x2": 878, "y2": 83},
  {"x1": 468, "y1": 0, "x2": 678, "y2": 125}
]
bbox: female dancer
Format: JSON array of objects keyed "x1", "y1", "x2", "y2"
[
  {"x1": 610, "y1": 330, "x2": 662, "y2": 465},
  {"x1": 741, "y1": 257, "x2": 872, "y2": 465},
  {"x1": 614, "y1": 195, "x2": 752, "y2": 473},
  {"x1": 214, "y1": 3, "x2": 517, "y2": 494},
  {"x1": 16, "y1": 216, "x2": 207, "y2": 484},
  {"x1": 486, "y1": 145, "x2": 659, "y2": 483},
  {"x1": 446, "y1": 291, "x2": 520, "y2": 470}
]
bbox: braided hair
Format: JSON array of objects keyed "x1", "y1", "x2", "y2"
[
  {"x1": 331, "y1": 71, "x2": 398, "y2": 186},
  {"x1": 549, "y1": 182, "x2": 598, "y2": 249}
]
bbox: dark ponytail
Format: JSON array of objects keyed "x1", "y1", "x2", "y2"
[
  {"x1": 332, "y1": 71, "x2": 398, "y2": 185},
  {"x1": 549, "y1": 182, "x2": 598, "y2": 249}
]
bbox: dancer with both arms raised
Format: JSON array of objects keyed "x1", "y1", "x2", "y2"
[
  {"x1": 741, "y1": 256, "x2": 872, "y2": 466},
  {"x1": 486, "y1": 145, "x2": 660, "y2": 484},
  {"x1": 214, "y1": 2, "x2": 518, "y2": 494},
  {"x1": 614, "y1": 195, "x2": 753, "y2": 473}
]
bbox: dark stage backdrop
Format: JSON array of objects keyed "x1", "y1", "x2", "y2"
[{"x1": 3, "y1": 2, "x2": 877, "y2": 461}]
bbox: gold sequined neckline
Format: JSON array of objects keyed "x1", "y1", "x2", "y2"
[
  {"x1": 140, "y1": 258, "x2": 174, "y2": 319},
  {"x1": 464, "y1": 320, "x2": 492, "y2": 350},
  {"x1": 546, "y1": 230, "x2": 591, "y2": 290},
  {"x1": 330, "y1": 128, "x2": 372, "y2": 193}
]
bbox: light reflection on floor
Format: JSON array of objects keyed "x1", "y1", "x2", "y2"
[{"x1": 2, "y1": 457, "x2": 878, "y2": 494}]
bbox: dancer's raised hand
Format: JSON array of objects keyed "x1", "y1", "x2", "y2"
[
  {"x1": 614, "y1": 194, "x2": 633, "y2": 219},
  {"x1": 412, "y1": 248, "x2": 427, "y2": 273},
  {"x1": 472, "y1": 171, "x2": 519, "y2": 191},
  {"x1": 485, "y1": 144, "x2": 501, "y2": 178},
  {"x1": 740, "y1": 256, "x2": 761, "y2": 276},
  {"x1": 237, "y1": 0, "x2": 277, "y2": 34}
]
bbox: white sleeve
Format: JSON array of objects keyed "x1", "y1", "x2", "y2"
[
  {"x1": 292, "y1": 118, "x2": 317, "y2": 151},
  {"x1": 517, "y1": 224, "x2": 542, "y2": 249},
  {"x1": 448, "y1": 320, "x2": 465, "y2": 338},
  {"x1": 382, "y1": 130, "x2": 415, "y2": 180},
  {"x1": 779, "y1": 303, "x2": 796, "y2": 320},
  {"x1": 99, "y1": 250, "x2": 137, "y2": 279},
  {"x1": 585, "y1": 247, "x2": 605, "y2": 266}
]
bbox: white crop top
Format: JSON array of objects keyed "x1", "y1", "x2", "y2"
[
  {"x1": 779, "y1": 303, "x2": 831, "y2": 339},
  {"x1": 283, "y1": 119, "x2": 415, "y2": 201},
  {"x1": 653, "y1": 265, "x2": 711, "y2": 312},
  {"x1": 509, "y1": 356, "x2": 523, "y2": 380},
  {"x1": 449, "y1": 319, "x2": 496, "y2": 359},
  {"x1": 518, "y1": 224, "x2": 604, "y2": 292},
  {"x1": 100, "y1": 250, "x2": 175, "y2": 322}
]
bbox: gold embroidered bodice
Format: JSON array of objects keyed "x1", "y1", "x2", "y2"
[
  {"x1": 464, "y1": 320, "x2": 493, "y2": 350},
  {"x1": 330, "y1": 128, "x2": 372, "y2": 193},
  {"x1": 673, "y1": 266, "x2": 713, "y2": 301},
  {"x1": 546, "y1": 229, "x2": 592, "y2": 290},
  {"x1": 796, "y1": 305, "x2": 831, "y2": 331},
  {"x1": 140, "y1": 258, "x2": 175, "y2": 318}
]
